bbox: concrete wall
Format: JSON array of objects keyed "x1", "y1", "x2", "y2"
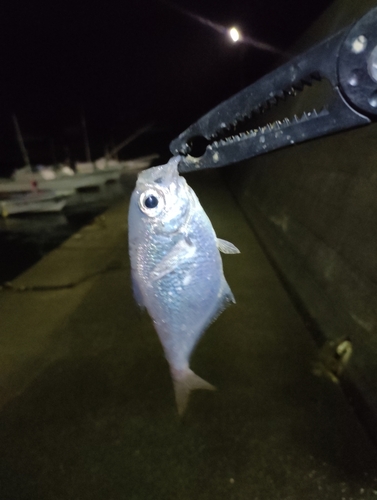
[{"x1": 225, "y1": 0, "x2": 377, "y2": 434}]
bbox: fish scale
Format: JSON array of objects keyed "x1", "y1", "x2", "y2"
[{"x1": 128, "y1": 156, "x2": 240, "y2": 414}]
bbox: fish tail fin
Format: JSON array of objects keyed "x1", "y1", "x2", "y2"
[{"x1": 172, "y1": 368, "x2": 215, "y2": 416}]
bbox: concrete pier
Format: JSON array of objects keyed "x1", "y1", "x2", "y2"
[{"x1": 0, "y1": 171, "x2": 376, "y2": 499}]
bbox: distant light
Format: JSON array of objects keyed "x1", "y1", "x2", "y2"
[{"x1": 229, "y1": 27, "x2": 241, "y2": 43}]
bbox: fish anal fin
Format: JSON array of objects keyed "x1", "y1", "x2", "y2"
[
  {"x1": 172, "y1": 368, "x2": 215, "y2": 416},
  {"x1": 217, "y1": 238, "x2": 240, "y2": 254}
]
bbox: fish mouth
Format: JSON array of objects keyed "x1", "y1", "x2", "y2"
[{"x1": 137, "y1": 156, "x2": 181, "y2": 186}]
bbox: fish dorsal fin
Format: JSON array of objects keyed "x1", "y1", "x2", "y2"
[{"x1": 216, "y1": 238, "x2": 240, "y2": 254}]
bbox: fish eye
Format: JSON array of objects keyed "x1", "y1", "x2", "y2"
[
  {"x1": 144, "y1": 195, "x2": 158, "y2": 208},
  {"x1": 139, "y1": 189, "x2": 164, "y2": 216}
]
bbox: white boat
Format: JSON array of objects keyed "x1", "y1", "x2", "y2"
[
  {"x1": 1, "y1": 117, "x2": 158, "y2": 196},
  {"x1": 0, "y1": 153, "x2": 159, "y2": 195},
  {"x1": 119, "y1": 153, "x2": 159, "y2": 172},
  {"x1": 11, "y1": 164, "x2": 118, "y2": 191},
  {"x1": 76, "y1": 153, "x2": 159, "y2": 174},
  {"x1": 0, "y1": 190, "x2": 68, "y2": 217},
  {"x1": 0, "y1": 167, "x2": 116, "y2": 196}
]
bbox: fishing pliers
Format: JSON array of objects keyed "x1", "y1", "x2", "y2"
[{"x1": 170, "y1": 6, "x2": 377, "y2": 172}]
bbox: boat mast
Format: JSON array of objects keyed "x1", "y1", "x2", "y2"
[
  {"x1": 12, "y1": 114, "x2": 31, "y2": 168},
  {"x1": 81, "y1": 112, "x2": 92, "y2": 163},
  {"x1": 107, "y1": 123, "x2": 152, "y2": 158}
]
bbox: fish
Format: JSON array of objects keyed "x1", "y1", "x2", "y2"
[{"x1": 128, "y1": 156, "x2": 240, "y2": 414}]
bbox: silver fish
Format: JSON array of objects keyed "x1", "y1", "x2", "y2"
[{"x1": 128, "y1": 156, "x2": 240, "y2": 414}]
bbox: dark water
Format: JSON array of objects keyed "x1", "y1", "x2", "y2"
[{"x1": 0, "y1": 181, "x2": 131, "y2": 283}]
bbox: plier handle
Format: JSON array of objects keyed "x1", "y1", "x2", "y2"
[{"x1": 170, "y1": 7, "x2": 377, "y2": 172}]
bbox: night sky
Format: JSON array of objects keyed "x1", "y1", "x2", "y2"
[{"x1": 0, "y1": 0, "x2": 333, "y2": 173}]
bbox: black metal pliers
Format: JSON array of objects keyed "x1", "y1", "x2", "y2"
[{"x1": 170, "y1": 7, "x2": 377, "y2": 173}]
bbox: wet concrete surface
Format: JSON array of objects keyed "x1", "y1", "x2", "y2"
[{"x1": 0, "y1": 171, "x2": 376, "y2": 499}]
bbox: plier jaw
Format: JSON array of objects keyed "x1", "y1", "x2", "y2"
[{"x1": 170, "y1": 7, "x2": 377, "y2": 173}]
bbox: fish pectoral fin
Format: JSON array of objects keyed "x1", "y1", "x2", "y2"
[
  {"x1": 216, "y1": 238, "x2": 240, "y2": 254},
  {"x1": 172, "y1": 368, "x2": 216, "y2": 416},
  {"x1": 150, "y1": 237, "x2": 196, "y2": 281}
]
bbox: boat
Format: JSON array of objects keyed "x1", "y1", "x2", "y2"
[
  {"x1": 10, "y1": 164, "x2": 119, "y2": 192},
  {"x1": 0, "y1": 118, "x2": 158, "y2": 199},
  {"x1": 119, "y1": 153, "x2": 160, "y2": 172},
  {"x1": 0, "y1": 190, "x2": 68, "y2": 217},
  {"x1": 76, "y1": 153, "x2": 159, "y2": 174},
  {"x1": 0, "y1": 115, "x2": 122, "y2": 195},
  {"x1": 0, "y1": 152, "x2": 159, "y2": 195}
]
